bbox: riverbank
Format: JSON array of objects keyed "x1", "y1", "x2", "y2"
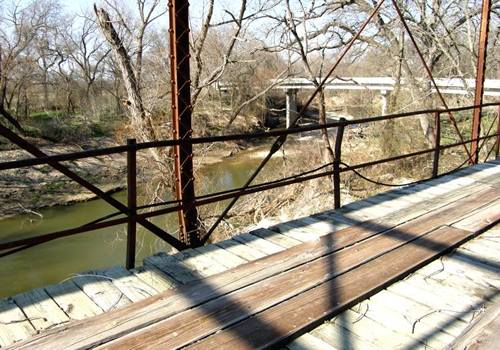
[{"x1": 0, "y1": 134, "x2": 305, "y2": 220}]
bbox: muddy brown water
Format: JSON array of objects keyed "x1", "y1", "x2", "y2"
[{"x1": 0, "y1": 149, "x2": 286, "y2": 297}]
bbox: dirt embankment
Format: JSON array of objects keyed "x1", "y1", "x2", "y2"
[
  {"x1": 0, "y1": 138, "x2": 129, "y2": 220},
  {"x1": 0, "y1": 137, "x2": 248, "y2": 220}
]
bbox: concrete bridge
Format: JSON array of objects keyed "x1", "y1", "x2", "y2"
[
  {"x1": 217, "y1": 77, "x2": 500, "y2": 127},
  {"x1": 280, "y1": 77, "x2": 500, "y2": 127}
]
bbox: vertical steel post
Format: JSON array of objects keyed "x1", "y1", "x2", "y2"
[
  {"x1": 168, "y1": 0, "x2": 200, "y2": 247},
  {"x1": 126, "y1": 139, "x2": 137, "y2": 269},
  {"x1": 333, "y1": 118, "x2": 346, "y2": 209},
  {"x1": 432, "y1": 112, "x2": 441, "y2": 178},
  {"x1": 471, "y1": 0, "x2": 491, "y2": 164}
]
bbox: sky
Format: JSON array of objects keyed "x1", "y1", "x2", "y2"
[{"x1": 60, "y1": 0, "x2": 240, "y2": 32}]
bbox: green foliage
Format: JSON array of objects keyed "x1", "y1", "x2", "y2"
[
  {"x1": 30, "y1": 111, "x2": 65, "y2": 120},
  {"x1": 24, "y1": 110, "x2": 115, "y2": 142}
]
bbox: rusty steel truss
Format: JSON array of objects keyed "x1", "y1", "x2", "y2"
[{"x1": 0, "y1": 0, "x2": 497, "y2": 267}]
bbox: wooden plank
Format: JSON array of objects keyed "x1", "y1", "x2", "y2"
[
  {"x1": 215, "y1": 239, "x2": 267, "y2": 261},
  {"x1": 448, "y1": 295, "x2": 500, "y2": 350},
  {"x1": 44, "y1": 281, "x2": 103, "y2": 321},
  {"x1": 132, "y1": 266, "x2": 176, "y2": 293},
  {"x1": 143, "y1": 252, "x2": 198, "y2": 284},
  {"x1": 250, "y1": 228, "x2": 302, "y2": 248},
  {"x1": 98, "y1": 267, "x2": 158, "y2": 302},
  {"x1": 12, "y1": 288, "x2": 69, "y2": 332},
  {"x1": 330, "y1": 308, "x2": 435, "y2": 349},
  {"x1": 476, "y1": 224, "x2": 500, "y2": 244},
  {"x1": 193, "y1": 245, "x2": 247, "y2": 269},
  {"x1": 425, "y1": 174, "x2": 476, "y2": 190},
  {"x1": 0, "y1": 299, "x2": 35, "y2": 347},
  {"x1": 452, "y1": 164, "x2": 500, "y2": 181},
  {"x1": 337, "y1": 199, "x2": 394, "y2": 221},
  {"x1": 184, "y1": 226, "x2": 474, "y2": 349},
  {"x1": 97, "y1": 223, "x2": 447, "y2": 350},
  {"x1": 270, "y1": 222, "x2": 319, "y2": 242},
  {"x1": 459, "y1": 239, "x2": 500, "y2": 267},
  {"x1": 173, "y1": 249, "x2": 228, "y2": 277},
  {"x1": 452, "y1": 199, "x2": 500, "y2": 233},
  {"x1": 364, "y1": 192, "x2": 416, "y2": 210},
  {"x1": 350, "y1": 298, "x2": 456, "y2": 349},
  {"x1": 291, "y1": 217, "x2": 351, "y2": 237},
  {"x1": 368, "y1": 289, "x2": 468, "y2": 338},
  {"x1": 11, "y1": 189, "x2": 497, "y2": 349},
  {"x1": 232, "y1": 232, "x2": 284, "y2": 255},
  {"x1": 415, "y1": 262, "x2": 496, "y2": 298},
  {"x1": 311, "y1": 322, "x2": 379, "y2": 350},
  {"x1": 71, "y1": 274, "x2": 131, "y2": 312},
  {"x1": 312, "y1": 212, "x2": 357, "y2": 226},
  {"x1": 286, "y1": 332, "x2": 338, "y2": 350},
  {"x1": 418, "y1": 253, "x2": 500, "y2": 290},
  {"x1": 404, "y1": 271, "x2": 497, "y2": 304},
  {"x1": 388, "y1": 280, "x2": 482, "y2": 324}
]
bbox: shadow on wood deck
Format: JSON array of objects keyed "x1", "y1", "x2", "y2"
[{"x1": 1, "y1": 159, "x2": 499, "y2": 349}]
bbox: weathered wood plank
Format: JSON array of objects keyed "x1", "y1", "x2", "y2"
[
  {"x1": 331, "y1": 308, "x2": 435, "y2": 349},
  {"x1": 452, "y1": 199, "x2": 500, "y2": 233},
  {"x1": 388, "y1": 280, "x2": 482, "y2": 324},
  {"x1": 413, "y1": 258, "x2": 497, "y2": 298},
  {"x1": 71, "y1": 274, "x2": 131, "y2": 312},
  {"x1": 0, "y1": 299, "x2": 35, "y2": 347},
  {"x1": 417, "y1": 253, "x2": 500, "y2": 290},
  {"x1": 173, "y1": 249, "x2": 228, "y2": 277},
  {"x1": 312, "y1": 212, "x2": 357, "y2": 226},
  {"x1": 311, "y1": 322, "x2": 379, "y2": 350},
  {"x1": 350, "y1": 297, "x2": 456, "y2": 348},
  {"x1": 131, "y1": 266, "x2": 176, "y2": 293},
  {"x1": 232, "y1": 232, "x2": 284, "y2": 255},
  {"x1": 458, "y1": 239, "x2": 500, "y2": 267},
  {"x1": 45, "y1": 281, "x2": 103, "y2": 321},
  {"x1": 193, "y1": 245, "x2": 247, "y2": 269},
  {"x1": 404, "y1": 272, "x2": 496, "y2": 304},
  {"x1": 447, "y1": 295, "x2": 500, "y2": 350},
  {"x1": 286, "y1": 332, "x2": 338, "y2": 350},
  {"x1": 291, "y1": 217, "x2": 351, "y2": 237},
  {"x1": 364, "y1": 192, "x2": 416, "y2": 210},
  {"x1": 270, "y1": 222, "x2": 321, "y2": 242},
  {"x1": 143, "y1": 252, "x2": 198, "y2": 284},
  {"x1": 337, "y1": 198, "x2": 394, "y2": 221},
  {"x1": 10, "y1": 188, "x2": 497, "y2": 350},
  {"x1": 215, "y1": 238, "x2": 267, "y2": 261},
  {"x1": 98, "y1": 225, "x2": 455, "y2": 350},
  {"x1": 184, "y1": 226, "x2": 474, "y2": 349},
  {"x1": 98, "y1": 267, "x2": 158, "y2": 302},
  {"x1": 250, "y1": 228, "x2": 302, "y2": 248},
  {"x1": 12, "y1": 288, "x2": 69, "y2": 332},
  {"x1": 368, "y1": 289, "x2": 468, "y2": 338}
]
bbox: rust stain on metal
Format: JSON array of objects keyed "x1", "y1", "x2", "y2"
[
  {"x1": 169, "y1": 0, "x2": 200, "y2": 246},
  {"x1": 471, "y1": 0, "x2": 492, "y2": 164}
]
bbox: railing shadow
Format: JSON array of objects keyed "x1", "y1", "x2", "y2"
[{"x1": 0, "y1": 161, "x2": 498, "y2": 348}]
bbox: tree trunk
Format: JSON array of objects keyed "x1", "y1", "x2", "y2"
[{"x1": 94, "y1": 6, "x2": 155, "y2": 141}]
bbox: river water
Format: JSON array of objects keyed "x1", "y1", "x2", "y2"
[{"x1": 0, "y1": 148, "x2": 283, "y2": 297}]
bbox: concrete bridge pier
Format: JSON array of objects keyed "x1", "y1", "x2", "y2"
[
  {"x1": 380, "y1": 89, "x2": 388, "y2": 115},
  {"x1": 286, "y1": 88, "x2": 299, "y2": 128}
]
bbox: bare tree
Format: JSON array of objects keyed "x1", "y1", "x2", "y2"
[{"x1": 0, "y1": 1, "x2": 59, "y2": 131}]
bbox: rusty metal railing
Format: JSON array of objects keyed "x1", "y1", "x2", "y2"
[{"x1": 0, "y1": 102, "x2": 499, "y2": 267}]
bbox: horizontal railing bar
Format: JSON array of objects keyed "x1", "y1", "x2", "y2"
[
  {"x1": 0, "y1": 132, "x2": 497, "y2": 252},
  {"x1": 0, "y1": 102, "x2": 498, "y2": 171}
]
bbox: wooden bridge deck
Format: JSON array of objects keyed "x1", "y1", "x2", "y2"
[{"x1": 1, "y1": 159, "x2": 499, "y2": 349}]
